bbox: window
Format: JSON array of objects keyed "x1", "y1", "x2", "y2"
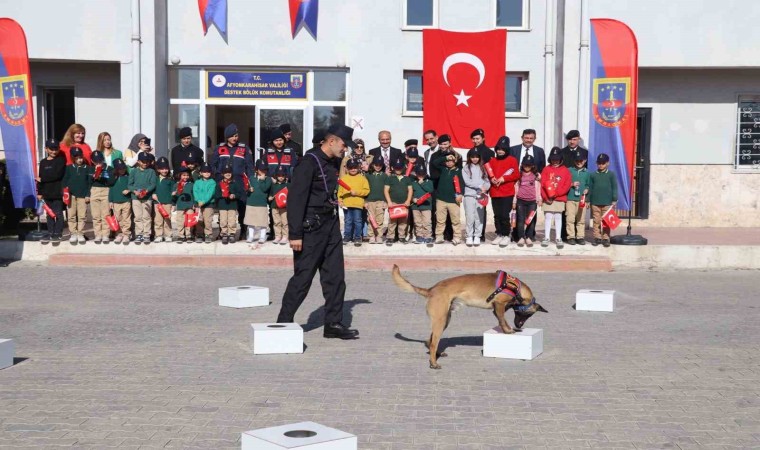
[
  {"x1": 403, "y1": 71, "x2": 423, "y2": 115},
  {"x1": 495, "y1": 0, "x2": 528, "y2": 29},
  {"x1": 168, "y1": 69, "x2": 200, "y2": 99},
  {"x1": 403, "y1": 0, "x2": 436, "y2": 29},
  {"x1": 403, "y1": 71, "x2": 527, "y2": 117},
  {"x1": 169, "y1": 104, "x2": 201, "y2": 148},
  {"x1": 735, "y1": 95, "x2": 760, "y2": 171},
  {"x1": 313, "y1": 106, "x2": 346, "y2": 139},
  {"x1": 313, "y1": 71, "x2": 346, "y2": 101}
]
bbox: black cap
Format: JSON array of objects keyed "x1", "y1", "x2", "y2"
[
  {"x1": 326, "y1": 124, "x2": 357, "y2": 149},
  {"x1": 146, "y1": 153, "x2": 156, "y2": 162},
  {"x1": 494, "y1": 136, "x2": 511, "y2": 151},
  {"x1": 566, "y1": 130, "x2": 580, "y2": 140},
  {"x1": 414, "y1": 165, "x2": 427, "y2": 176},
  {"x1": 404, "y1": 139, "x2": 418, "y2": 147},
  {"x1": 470, "y1": 128, "x2": 485, "y2": 138},
  {"x1": 221, "y1": 165, "x2": 232, "y2": 174},
  {"x1": 45, "y1": 138, "x2": 60, "y2": 150},
  {"x1": 574, "y1": 150, "x2": 586, "y2": 161},
  {"x1": 406, "y1": 148, "x2": 419, "y2": 158},
  {"x1": 200, "y1": 164, "x2": 212, "y2": 173},
  {"x1": 179, "y1": 127, "x2": 192, "y2": 139},
  {"x1": 224, "y1": 123, "x2": 238, "y2": 139},
  {"x1": 521, "y1": 154, "x2": 535, "y2": 166},
  {"x1": 177, "y1": 166, "x2": 189, "y2": 173},
  {"x1": 597, "y1": 153, "x2": 610, "y2": 164},
  {"x1": 346, "y1": 159, "x2": 361, "y2": 169},
  {"x1": 438, "y1": 134, "x2": 451, "y2": 144},
  {"x1": 312, "y1": 131, "x2": 325, "y2": 145},
  {"x1": 371, "y1": 158, "x2": 384, "y2": 168},
  {"x1": 255, "y1": 159, "x2": 268, "y2": 171},
  {"x1": 270, "y1": 128, "x2": 284, "y2": 141},
  {"x1": 183, "y1": 157, "x2": 197, "y2": 166},
  {"x1": 467, "y1": 148, "x2": 480, "y2": 159},
  {"x1": 91, "y1": 150, "x2": 104, "y2": 163},
  {"x1": 156, "y1": 156, "x2": 170, "y2": 169},
  {"x1": 391, "y1": 160, "x2": 405, "y2": 170},
  {"x1": 138, "y1": 152, "x2": 151, "y2": 162},
  {"x1": 275, "y1": 165, "x2": 288, "y2": 176},
  {"x1": 113, "y1": 158, "x2": 127, "y2": 171},
  {"x1": 548, "y1": 147, "x2": 563, "y2": 162},
  {"x1": 70, "y1": 147, "x2": 83, "y2": 158},
  {"x1": 279, "y1": 123, "x2": 291, "y2": 133}
]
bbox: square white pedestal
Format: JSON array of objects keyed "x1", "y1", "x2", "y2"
[
  {"x1": 242, "y1": 421, "x2": 357, "y2": 450},
  {"x1": 250, "y1": 323, "x2": 303, "y2": 355},
  {"x1": 483, "y1": 328, "x2": 543, "y2": 360},
  {"x1": 219, "y1": 286, "x2": 270, "y2": 308},
  {"x1": 0, "y1": 339, "x2": 14, "y2": 370},
  {"x1": 576, "y1": 289, "x2": 615, "y2": 312}
]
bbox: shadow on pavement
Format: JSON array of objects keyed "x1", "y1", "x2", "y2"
[{"x1": 302, "y1": 299, "x2": 372, "y2": 332}]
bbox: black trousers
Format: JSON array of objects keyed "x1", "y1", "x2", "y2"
[
  {"x1": 44, "y1": 199, "x2": 65, "y2": 236},
  {"x1": 515, "y1": 198, "x2": 537, "y2": 240},
  {"x1": 491, "y1": 196, "x2": 513, "y2": 237},
  {"x1": 277, "y1": 214, "x2": 346, "y2": 325}
]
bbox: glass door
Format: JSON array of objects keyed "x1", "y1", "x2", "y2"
[{"x1": 256, "y1": 107, "x2": 307, "y2": 151}]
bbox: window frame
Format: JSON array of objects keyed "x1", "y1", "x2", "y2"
[
  {"x1": 402, "y1": 70, "x2": 424, "y2": 117},
  {"x1": 401, "y1": 0, "x2": 439, "y2": 31},
  {"x1": 492, "y1": 0, "x2": 530, "y2": 31},
  {"x1": 505, "y1": 72, "x2": 529, "y2": 118},
  {"x1": 733, "y1": 93, "x2": 760, "y2": 173}
]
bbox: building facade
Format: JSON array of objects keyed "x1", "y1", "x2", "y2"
[{"x1": 2, "y1": 0, "x2": 759, "y2": 226}]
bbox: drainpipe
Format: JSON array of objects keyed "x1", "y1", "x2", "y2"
[
  {"x1": 576, "y1": 0, "x2": 590, "y2": 139},
  {"x1": 543, "y1": 0, "x2": 556, "y2": 148},
  {"x1": 131, "y1": 0, "x2": 142, "y2": 133}
]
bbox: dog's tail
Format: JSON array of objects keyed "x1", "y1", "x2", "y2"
[{"x1": 392, "y1": 264, "x2": 431, "y2": 298}]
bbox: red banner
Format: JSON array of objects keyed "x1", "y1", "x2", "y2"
[{"x1": 423, "y1": 29, "x2": 506, "y2": 148}]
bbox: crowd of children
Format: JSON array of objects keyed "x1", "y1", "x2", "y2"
[{"x1": 34, "y1": 131, "x2": 619, "y2": 249}]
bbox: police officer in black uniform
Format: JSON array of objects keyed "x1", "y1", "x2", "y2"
[{"x1": 276, "y1": 124, "x2": 359, "y2": 340}]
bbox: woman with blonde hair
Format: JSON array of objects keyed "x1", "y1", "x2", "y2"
[
  {"x1": 339, "y1": 138, "x2": 373, "y2": 176},
  {"x1": 96, "y1": 132, "x2": 123, "y2": 168},
  {"x1": 60, "y1": 123, "x2": 92, "y2": 165}
]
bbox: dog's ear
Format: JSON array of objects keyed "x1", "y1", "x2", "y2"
[{"x1": 537, "y1": 304, "x2": 548, "y2": 313}]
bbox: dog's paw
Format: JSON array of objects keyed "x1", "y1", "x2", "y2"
[
  {"x1": 437, "y1": 352, "x2": 448, "y2": 358},
  {"x1": 501, "y1": 328, "x2": 516, "y2": 334},
  {"x1": 430, "y1": 362, "x2": 442, "y2": 369}
]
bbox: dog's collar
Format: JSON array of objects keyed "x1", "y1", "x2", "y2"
[
  {"x1": 513, "y1": 297, "x2": 536, "y2": 313},
  {"x1": 486, "y1": 270, "x2": 523, "y2": 304}
]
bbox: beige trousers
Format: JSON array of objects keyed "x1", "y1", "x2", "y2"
[
  {"x1": 565, "y1": 200, "x2": 586, "y2": 240},
  {"x1": 196, "y1": 206, "x2": 214, "y2": 237},
  {"x1": 218, "y1": 209, "x2": 238, "y2": 236},
  {"x1": 412, "y1": 210, "x2": 432, "y2": 239},
  {"x1": 67, "y1": 196, "x2": 88, "y2": 234},
  {"x1": 272, "y1": 207, "x2": 288, "y2": 240},
  {"x1": 435, "y1": 200, "x2": 461, "y2": 241},
  {"x1": 112, "y1": 202, "x2": 132, "y2": 236},
  {"x1": 153, "y1": 203, "x2": 172, "y2": 238},
  {"x1": 131, "y1": 199, "x2": 152, "y2": 238},
  {"x1": 591, "y1": 205, "x2": 611, "y2": 240},
  {"x1": 89, "y1": 187, "x2": 110, "y2": 238},
  {"x1": 365, "y1": 200, "x2": 386, "y2": 238}
]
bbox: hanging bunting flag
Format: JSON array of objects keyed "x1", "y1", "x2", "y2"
[
  {"x1": 0, "y1": 19, "x2": 38, "y2": 209},
  {"x1": 289, "y1": 0, "x2": 319, "y2": 39},
  {"x1": 588, "y1": 19, "x2": 638, "y2": 211},
  {"x1": 199, "y1": 0, "x2": 228, "y2": 38}
]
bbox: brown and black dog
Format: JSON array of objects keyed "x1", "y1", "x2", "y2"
[{"x1": 392, "y1": 264, "x2": 548, "y2": 369}]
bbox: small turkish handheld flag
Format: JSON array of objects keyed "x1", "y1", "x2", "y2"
[
  {"x1": 477, "y1": 193, "x2": 489, "y2": 207},
  {"x1": 405, "y1": 162, "x2": 414, "y2": 177},
  {"x1": 93, "y1": 164, "x2": 103, "y2": 179},
  {"x1": 602, "y1": 206, "x2": 621, "y2": 230},
  {"x1": 525, "y1": 209, "x2": 536, "y2": 226},
  {"x1": 275, "y1": 187, "x2": 289, "y2": 208},
  {"x1": 423, "y1": 29, "x2": 507, "y2": 148},
  {"x1": 42, "y1": 202, "x2": 57, "y2": 219},
  {"x1": 389, "y1": 205, "x2": 408, "y2": 220},
  {"x1": 452, "y1": 176, "x2": 461, "y2": 195},
  {"x1": 338, "y1": 179, "x2": 352, "y2": 191},
  {"x1": 483, "y1": 162, "x2": 495, "y2": 179},
  {"x1": 220, "y1": 180, "x2": 230, "y2": 198},
  {"x1": 62, "y1": 187, "x2": 71, "y2": 206},
  {"x1": 157, "y1": 203, "x2": 170, "y2": 219},
  {"x1": 106, "y1": 213, "x2": 120, "y2": 232},
  {"x1": 368, "y1": 212, "x2": 378, "y2": 230},
  {"x1": 579, "y1": 194, "x2": 587, "y2": 208},
  {"x1": 416, "y1": 192, "x2": 432, "y2": 206},
  {"x1": 177, "y1": 181, "x2": 185, "y2": 195},
  {"x1": 184, "y1": 210, "x2": 200, "y2": 228},
  {"x1": 242, "y1": 173, "x2": 251, "y2": 191}
]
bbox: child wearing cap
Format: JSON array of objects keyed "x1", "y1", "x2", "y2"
[
  {"x1": 62, "y1": 147, "x2": 92, "y2": 244},
  {"x1": 540, "y1": 147, "x2": 572, "y2": 249},
  {"x1": 127, "y1": 152, "x2": 157, "y2": 244},
  {"x1": 172, "y1": 167, "x2": 195, "y2": 243},
  {"x1": 513, "y1": 154, "x2": 542, "y2": 247},
  {"x1": 588, "y1": 153, "x2": 618, "y2": 247},
  {"x1": 383, "y1": 160, "x2": 413, "y2": 245},
  {"x1": 432, "y1": 153, "x2": 464, "y2": 245},
  {"x1": 36, "y1": 139, "x2": 67, "y2": 242},
  {"x1": 462, "y1": 149, "x2": 490, "y2": 247},
  {"x1": 216, "y1": 166, "x2": 243, "y2": 245},
  {"x1": 152, "y1": 157, "x2": 174, "y2": 243},
  {"x1": 193, "y1": 164, "x2": 217, "y2": 243},
  {"x1": 108, "y1": 159, "x2": 132, "y2": 244},
  {"x1": 365, "y1": 159, "x2": 388, "y2": 244},
  {"x1": 565, "y1": 151, "x2": 590, "y2": 245},
  {"x1": 268, "y1": 166, "x2": 290, "y2": 245},
  {"x1": 89, "y1": 150, "x2": 116, "y2": 243},
  {"x1": 338, "y1": 159, "x2": 370, "y2": 245},
  {"x1": 244, "y1": 160, "x2": 272, "y2": 246},
  {"x1": 410, "y1": 165, "x2": 434, "y2": 244}
]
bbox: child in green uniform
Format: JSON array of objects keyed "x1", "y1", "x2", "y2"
[
  {"x1": 565, "y1": 151, "x2": 590, "y2": 245},
  {"x1": 244, "y1": 160, "x2": 272, "y2": 246},
  {"x1": 216, "y1": 165, "x2": 243, "y2": 245},
  {"x1": 172, "y1": 167, "x2": 195, "y2": 243},
  {"x1": 365, "y1": 159, "x2": 388, "y2": 244},
  {"x1": 108, "y1": 158, "x2": 132, "y2": 244},
  {"x1": 410, "y1": 165, "x2": 434, "y2": 244},
  {"x1": 128, "y1": 153, "x2": 157, "y2": 244},
  {"x1": 588, "y1": 153, "x2": 618, "y2": 247},
  {"x1": 193, "y1": 164, "x2": 217, "y2": 243},
  {"x1": 268, "y1": 166, "x2": 290, "y2": 245},
  {"x1": 433, "y1": 154, "x2": 465, "y2": 245},
  {"x1": 383, "y1": 160, "x2": 413, "y2": 245},
  {"x1": 62, "y1": 147, "x2": 92, "y2": 244},
  {"x1": 89, "y1": 150, "x2": 115, "y2": 243},
  {"x1": 153, "y1": 157, "x2": 175, "y2": 242}
]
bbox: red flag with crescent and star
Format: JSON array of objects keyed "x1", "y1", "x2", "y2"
[{"x1": 423, "y1": 29, "x2": 506, "y2": 148}]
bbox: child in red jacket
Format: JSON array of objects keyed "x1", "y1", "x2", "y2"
[
  {"x1": 487, "y1": 136, "x2": 521, "y2": 247},
  {"x1": 540, "y1": 147, "x2": 572, "y2": 248}
]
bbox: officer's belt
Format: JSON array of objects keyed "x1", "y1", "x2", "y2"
[{"x1": 306, "y1": 208, "x2": 336, "y2": 216}]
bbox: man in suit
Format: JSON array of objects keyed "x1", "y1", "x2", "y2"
[
  {"x1": 510, "y1": 128, "x2": 546, "y2": 173},
  {"x1": 561, "y1": 130, "x2": 588, "y2": 168},
  {"x1": 368, "y1": 130, "x2": 403, "y2": 175}
]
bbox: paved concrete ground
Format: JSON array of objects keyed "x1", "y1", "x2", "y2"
[{"x1": 0, "y1": 265, "x2": 759, "y2": 449}]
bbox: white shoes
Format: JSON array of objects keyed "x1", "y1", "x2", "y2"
[
  {"x1": 155, "y1": 236, "x2": 164, "y2": 243},
  {"x1": 78, "y1": 234, "x2": 86, "y2": 244},
  {"x1": 465, "y1": 238, "x2": 473, "y2": 247},
  {"x1": 491, "y1": 235, "x2": 501, "y2": 245},
  {"x1": 69, "y1": 234, "x2": 77, "y2": 244},
  {"x1": 474, "y1": 237, "x2": 480, "y2": 246}
]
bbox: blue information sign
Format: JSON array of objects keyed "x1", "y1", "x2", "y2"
[{"x1": 207, "y1": 71, "x2": 307, "y2": 100}]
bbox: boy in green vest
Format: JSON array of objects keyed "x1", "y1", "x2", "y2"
[{"x1": 588, "y1": 153, "x2": 618, "y2": 247}]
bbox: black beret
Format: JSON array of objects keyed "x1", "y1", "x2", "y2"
[
  {"x1": 179, "y1": 127, "x2": 192, "y2": 139},
  {"x1": 404, "y1": 139, "x2": 418, "y2": 147},
  {"x1": 566, "y1": 130, "x2": 580, "y2": 139},
  {"x1": 438, "y1": 134, "x2": 451, "y2": 144},
  {"x1": 470, "y1": 128, "x2": 484, "y2": 138},
  {"x1": 597, "y1": 153, "x2": 610, "y2": 163}
]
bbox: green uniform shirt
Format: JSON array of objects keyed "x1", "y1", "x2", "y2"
[
  {"x1": 366, "y1": 172, "x2": 388, "y2": 202},
  {"x1": 154, "y1": 176, "x2": 175, "y2": 204},
  {"x1": 216, "y1": 179, "x2": 243, "y2": 211},
  {"x1": 588, "y1": 170, "x2": 618, "y2": 206},
  {"x1": 411, "y1": 178, "x2": 434, "y2": 211},
  {"x1": 62, "y1": 164, "x2": 92, "y2": 198},
  {"x1": 270, "y1": 181, "x2": 289, "y2": 208},
  {"x1": 127, "y1": 166, "x2": 157, "y2": 200},
  {"x1": 91, "y1": 165, "x2": 115, "y2": 189},
  {"x1": 567, "y1": 167, "x2": 590, "y2": 202},
  {"x1": 108, "y1": 175, "x2": 131, "y2": 203},
  {"x1": 246, "y1": 176, "x2": 272, "y2": 207},
  {"x1": 384, "y1": 175, "x2": 412, "y2": 204},
  {"x1": 173, "y1": 180, "x2": 195, "y2": 211},
  {"x1": 193, "y1": 177, "x2": 217, "y2": 206},
  {"x1": 436, "y1": 167, "x2": 464, "y2": 204}
]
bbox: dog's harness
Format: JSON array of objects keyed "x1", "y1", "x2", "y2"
[{"x1": 485, "y1": 270, "x2": 535, "y2": 312}]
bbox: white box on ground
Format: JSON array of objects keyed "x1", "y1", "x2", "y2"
[
  {"x1": 250, "y1": 323, "x2": 303, "y2": 355},
  {"x1": 0, "y1": 339, "x2": 14, "y2": 370},
  {"x1": 219, "y1": 286, "x2": 269, "y2": 308},
  {"x1": 576, "y1": 289, "x2": 615, "y2": 312},
  {"x1": 242, "y1": 421, "x2": 357, "y2": 450},
  {"x1": 483, "y1": 327, "x2": 543, "y2": 360}
]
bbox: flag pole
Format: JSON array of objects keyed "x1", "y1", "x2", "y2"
[{"x1": 610, "y1": 167, "x2": 647, "y2": 245}]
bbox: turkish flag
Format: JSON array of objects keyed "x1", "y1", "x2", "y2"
[
  {"x1": 275, "y1": 187, "x2": 289, "y2": 208},
  {"x1": 423, "y1": 29, "x2": 506, "y2": 148},
  {"x1": 602, "y1": 207, "x2": 621, "y2": 230}
]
